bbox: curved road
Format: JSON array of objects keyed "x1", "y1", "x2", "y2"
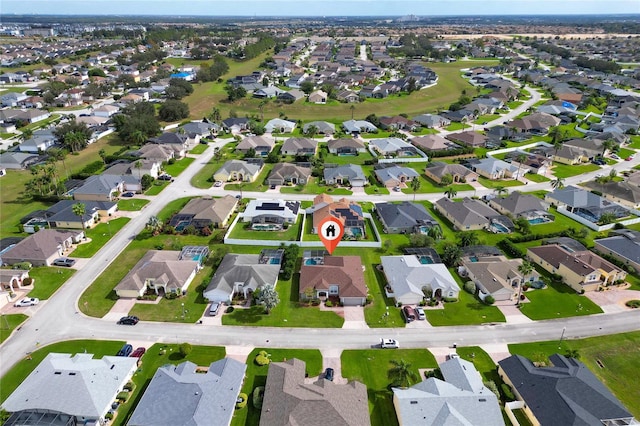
[{"x1": 2, "y1": 80, "x2": 640, "y2": 378}]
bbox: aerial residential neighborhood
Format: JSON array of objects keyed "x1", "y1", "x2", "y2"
[{"x1": 1, "y1": 7, "x2": 640, "y2": 426}]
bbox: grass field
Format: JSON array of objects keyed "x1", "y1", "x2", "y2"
[
  {"x1": 117, "y1": 199, "x2": 150, "y2": 211},
  {"x1": 163, "y1": 157, "x2": 195, "y2": 176},
  {"x1": 231, "y1": 348, "x2": 322, "y2": 426},
  {"x1": 26, "y1": 267, "x2": 75, "y2": 300},
  {"x1": 524, "y1": 173, "x2": 550, "y2": 183},
  {"x1": 341, "y1": 349, "x2": 437, "y2": 426},
  {"x1": 519, "y1": 279, "x2": 603, "y2": 320},
  {"x1": 477, "y1": 176, "x2": 525, "y2": 189},
  {"x1": 189, "y1": 144, "x2": 209, "y2": 154},
  {"x1": 0, "y1": 314, "x2": 28, "y2": 344},
  {"x1": 144, "y1": 181, "x2": 169, "y2": 195},
  {"x1": 508, "y1": 331, "x2": 640, "y2": 418},
  {"x1": 71, "y1": 218, "x2": 131, "y2": 258},
  {"x1": 552, "y1": 163, "x2": 600, "y2": 179}
]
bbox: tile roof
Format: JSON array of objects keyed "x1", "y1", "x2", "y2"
[{"x1": 300, "y1": 256, "x2": 367, "y2": 298}]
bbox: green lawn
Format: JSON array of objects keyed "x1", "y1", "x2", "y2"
[
  {"x1": 508, "y1": 331, "x2": 640, "y2": 418},
  {"x1": 552, "y1": 163, "x2": 600, "y2": 179},
  {"x1": 163, "y1": 157, "x2": 195, "y2": 176},
  {"x1": 189, "y1": 144, "x2": 209, "y2": 154},
  {"x1": 341, "y1": 349, "x2": 437, "y2": 426},
  {"x1": 26, "y1": 267, "x2": 75, "y2": 300},
  {"x1": 627, "y1": 135, "x2": 640, "y2": 150},
  {"x1": 71, "y1": 218, "x2": 131, "y2": 258},
  {"x1": 524, "y1": 173, "x2": 550, "y2": 183},
  {"x1": 0, "y1": 314, "x2": 28, "y2": 344},
  {"x1": 477, "y1": 176, "x2": 525, "y2": 189},
  {"x1": 225, "y1": 164, "x2": 274, "y2": 192},
  {"x1": 473, "y1": 114, "x2": 501, "y2": 125},
  {"x1": 302, "y1": 215, "x2": 378, "y2": 242},
  {"x1": 279, "y1": 177, "x2": 353, "y2": 195},
  {"x1": 115, "y1": 343, "x2": 226, "y2": 426},
  {"x1": 0, "y1": 340, "x2": 125, "y2": 403},
  {"x1": 401, "y1": 174, "x2": 473, "y2": 195},
  {"x1": 144, "y1": 181, "x2": 169, "y2": 195},
  {"x1": 227, "y1": 217, "x2": 301, "y2": 241},
  {"x1": 617, "y1": 147, "x2": 635, "y2": 160},
  {"x1": 232, "y1": 348, "x2": 322, "y2": 426},
  {"x1": 324, "y1": 151, "x2": 376, "y2": 165},
  {"x1": 118, "y1": 199, "x2": 150, "y2": 211},
  {"x1": 424, "y1": 280, "x2": 506, "y2": 326},
  {"x1": 222, "y1": 274, "x2": 344, "y2": 328},
  {"x1": 519, "y1": 278, "x2": 603, "y2": 320}
]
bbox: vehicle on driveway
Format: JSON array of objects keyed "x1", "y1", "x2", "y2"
[
  {"x1": 380, "y1": 338, "x2": 399, "y2": 349},
  {"x1": 324, "y1": 367, "x2": 334, "y2": 381},
  {"x1": 415, "y1": 307, "x2": 426, "y2": 320},
  {"x1": 117, "y1": 316, "x2": 139, "y2": 325},
  {"x1": 208, "y1": 302, "x2": 220, "y2": 316},
  {"x1": 121, "y1": 191, "x2": 135, "y2": 197},
  {"x1": 610, "y1": 154, "x2": 620, "y2": 160},
  {"x1": 402, "y1": 306, "x2": 416, "y2": 323},
  {"x1": 130, "y1": 347, "x2": 146, "y2": 358},
  {"x1": 52, "y1": 257, "x2": 76, "y2": 267},
  {"x1": 116, "y1": 344, "x2": 133, "y2": 357},
  {"x1": 214, "y1": 181, "x2": 223, "y2": 187},
  {"x1": 14, "y1": 297, "x2": 39, "y2": 307},
  {"x1": 627, "y1": 155, "x2": 635, "y2": 161},
  {"x1": 158, "y1": 174, "x2": 173, "y2": 181}
]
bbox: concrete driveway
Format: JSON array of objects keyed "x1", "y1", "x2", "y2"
[{"x1": 585, "y1": 288, "x2": 640, "y2": 314}]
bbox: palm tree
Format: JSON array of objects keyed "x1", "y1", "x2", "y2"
[
  {"x1": 517, "y1": 260, "x2": 534, "y2": 306},
  {"x1": 444, "y1": 187, "x2": 457, "y2": 199},
  {"x1": 410, "y1": 178, "x2": 421, "y2": 201},
  {"x1": 551, "y1": 177, "x2": 565, "y2": 190},
  {"x1": 595, "y1": 175, "x2": 609, "y2": 192},
  {"x1": 209, "y1": 107, "x2": 221, "y2": 122},
  {"x1": 48, "y1": 147, "x2": 69, "y2": 180},
  {"x1": 388, "y1": 359, "x2": 418, "y2": 388},
  {"x1": 459, "y1": 231, "x2": 479, "y2": 247},
  {"x1": 599, "y1": 211, "x2": 617, "y2": 225},
  {"x1": 494, "y1": 185, "x2": 508, "y2": 198},
  {"x1": 601, "y1": 138, "x2": 616, "y2": 157},
  {"x1": 131, "y1": 130, "x2": 147, "y2": 146},
  {"x1": 608, "y1": 168, "x2": 618, "y2": 180},
  {"x1": 427, "y1": 226, "x2": 443, "y2": 241},
  {"x1": 350, "y1": 104, "x2": 355, "y2": 120},
  {"x1": 515, "y1": 153, "x2": 528, "y2": 180},
  {"x1": 258, "y1": 99, "x2": 267, "y2": 122},
  {"x1": 72, "y1": 202, "x2": 87, "y2": 233},
  {"x1": 146, "y1": 215, "x2": 162, "y2": 234},
  {"x1": 98, "y1": 149, "x2": 107, "y2": 164}
]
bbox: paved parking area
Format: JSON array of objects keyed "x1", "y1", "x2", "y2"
[
  {"x1": 497, "y1": 304, "x2": 533, "y2": 324},
  {"x1": 585, "y1": 288, "x2": 640, "y2": 313},
  {"x1": 102, "y1": 298, "x2": 137, "y2": 322},
  {"x1": 319, "y1": 348, "x2": 346, "y2": 384},
  {"x1": 341, "y1": 306, "x2": 368, "y2": 329}
]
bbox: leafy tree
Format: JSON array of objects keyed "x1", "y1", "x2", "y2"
[
  {"x1": 165, "y1": 78, "x2": 194, "y2": 100},
  {"x1": 141, "y1": 174, "x2": 154, "y2": 190},
  {"x1": 458, "y1": 231, "x2": 479, "y2": 247},
  {"x1": 88, "y1": 68, "x2": 106, "y2": 77},
  {"x1": 158, "y1": 100, "x2": 190, "y2": 122},
  {"x1": 54, "y1": 121, "x2": 92, "y2": 153},
  {"x1": 439, "y1": 173, "x2": 453, "y2": 186},
  {"x1": 388, "y1": 359, "x2": 418, "y2": 388},
  {"x1": 224, "y1": 85, "x2": 247, "y2": 101},
  {"x1": 515, "y1": 217, "x2": 531, "y2": 235},
  {"x1": 599, "y1": 211, "x2": 618, "y2": 225},
  {"x1": 300, "y1": 81, "x2": 315, "y2": 95},
  {"x1": 409, "y1": 233, "x2": 434, "y2": 247},
  {"x1": 256, "y1": 284, "x2": 279, "y2": 314},
  {"x1": 441, "y1": 242, "x2": 462, "y2": 267},
  {"x1": 178, "y1": 343, "x2": 192, "y2": 357},
  {"x1": 427, "y1": 226, "x2": 443, "y2": 241}
]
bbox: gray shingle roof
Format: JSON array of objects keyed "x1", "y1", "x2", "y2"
[
  {"x1": 498, "y1": 354, "x2": 635, "y2": 426},
  {"x1": 127, "y1": 358, "x2": 246, "y2": 426},
  {"x1": 324, "y1": 164, "x2": 366, "y2": 183},
  {"x1": 491, "y1": 191, "x2": 549, "y2": 216},
  {"x1": 203, "y1": 254, "x2": 280, "y2": 302},
  {"x1": 376, "y1": 201, "x2": 437, "y2": 231}
]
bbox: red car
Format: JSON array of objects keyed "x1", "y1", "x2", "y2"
[{"x1": 130, "y1": 347, "x2": 146, "y2": 358}]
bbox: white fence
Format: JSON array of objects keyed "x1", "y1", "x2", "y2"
[
  {"x1": 504, "y1": 401, "x2": 525, "y2": 426},
  {"x1": 556, "y1": 205, "x2": 640, "y2": 232}
]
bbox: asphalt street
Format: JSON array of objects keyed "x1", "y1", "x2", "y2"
[{"x1": 2, "y1": 79, "x2": 640, "y2": 379}]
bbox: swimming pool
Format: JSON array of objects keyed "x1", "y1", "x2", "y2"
[
  {"x1": 469, "y1": 256, "x2": 479, "y2": 263},
  {"x1": 174, "y1": 221, "x2": 190, "y2": 232},
  {"x1": 305, "y1": 258, "x2": 318, "y2": 265},
  {"x1": 419, "y1": 256, "x2": 434, "y2": 264},
  {"x1": 528, "y1": 217, "x2": 551, "y2": 225},
  {"x1": 270, "y1": 258, "x2": 281, "y2": 265},
  {"x1": 492, "y1": 222, "x2": 510, "y2": 233}
]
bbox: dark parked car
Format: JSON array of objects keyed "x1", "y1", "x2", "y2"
[
  {"x1": 324, "y1": 367, "x2": 334, "y2": 381},
  {"x1": 116, "y1": 344, "x2": 133, "y2": 357},
  {"x1": 402, "y1": 306, "x2": 416, "y2": 323},
  {"x1": 130, "y1": 347, "x2": 146, "y2": 358},
  {"x1": 52, "y1": 257, "x2": 76, "y2": 267},
  {"x1": 158, "y1": 174, "x2": 173, "y2": 181},
  {"x1": 117, "y1": 316, "x2": 139, "y2": 325},
  {"x1": 121, "y1": 191, "x2": 135, "y2": 197}
]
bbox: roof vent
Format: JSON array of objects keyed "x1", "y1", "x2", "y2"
[
  {"x1": 54, "y1": 371, "x2": 62, "y2": 375},
  {"x1": 410, "y1": 401, "x2": 418, "y2": 404}
]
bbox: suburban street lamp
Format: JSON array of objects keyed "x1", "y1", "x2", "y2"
[{"x1": 559, "y1": 326, "x2": 566, "y2": 349}]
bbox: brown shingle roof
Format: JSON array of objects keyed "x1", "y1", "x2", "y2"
[{"x1": 299, "y1": 256, "x2": 367, "y2": 298}]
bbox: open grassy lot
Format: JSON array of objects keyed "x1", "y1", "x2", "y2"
[
  {"x1": 26, "y1": 266, "x2": 75, "y2": 300},
  {"x1": 222, "y1": 274, "x2": 344, "y2": 328},
  {"x1": 519, "y1": 278, "x2": 603, "y2": 320},
  {"x1": 523, "y1": 173, "x2": 550, "y2": 183},
  {"x1": 0, "y1": 340, "x2": 125, "y2": 403},
  {"x1": 231, "y1": 348, "x2": 322, "y2": 426},
  {"x1": 508, "y1": 331, "x2": 640, "y2": 418},
  {"x1": 552, "y1": 163, "x2": 599, "y2": 178},
  {"x1": 162, "y1": 157, "x2": 195, "y2": 176},
  {"x1": 228, "y1": 217, "x2": 301, "y2": 241},
  {"x1": 144, "y1": 180, "x2": 169, "y2": 195},
  {"x1": 113, "y1": 343, "x2": 227, "y2": 426},
  {"x1": 0, "y1": 314, "x2": 28, "y2": 344},
  {"x1": 0, "y1": 133, "x2": 127, "y2": 239},
  {"x1": 71, "y1": 218, "x2": 130, "y2": 258},
  {"x1": 185, "y1": 59, "x2": 498, "y2": 122},
  {"x1": 117, "y1": 198, "x2": 150, "y2": 211},
  {"x1": 341, "y1": 349, "x2": 437, "y2": 426}
]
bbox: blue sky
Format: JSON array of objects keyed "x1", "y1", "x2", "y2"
[{"x1": 3, "y1": 0, "x2": 639, "y2": 16}]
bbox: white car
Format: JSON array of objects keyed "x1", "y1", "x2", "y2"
[
  {"x1": 14, "y1": 297, "x2": 39, "y2": 307},
  {"x1": 415, "y1": 307, "x2": 426, "y2": 320},
  {"x1": 380, "y1": 338, "x2": 399, "y2": 349},
  {"x1": 214, "y1": 181, "x2": 223, "y2": 187}
]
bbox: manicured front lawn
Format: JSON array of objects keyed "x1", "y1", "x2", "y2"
[
  {"x1": 71, "y1": 218, "x2": 131, "y2": 258},
  {"x1": 341, "y1": 349, "x2": 437, "y2": 426},
  {"x1": 144, "y1": 181, "x2": 168, "y2": 195},
  {"x1": 231, "y1": 348, "x2": 322, "y2": 426},
  {"x1": 227, "y1": 217, "x2": 301, "y2": 241},
  {"x1": 302, "y1": 215, "x2": 378, "y2": 242},
  {"x1": 508, "y1": 331, "x2": 640, "y2": 418},
  {"x1": 225, "y1": 164, "x2": 274, "y2": 192},
  {"x1": 401, "y1": 174, "x2": 473, "y2": 194},
  {"x1": 616, "y1": 147, "x2": 635, "y2": 159},
  {"x1": 0, "y1": 314, "x2": 28, "y2": 344},
  {"x1": 118, "y1": 199, "x2": 150, "y2": 211},
  {"x1": 26, "y1": 267, "x2": 75, "y2": 300},
  {"x1": 189, "y1": 143, "x2": 209, "y2": 154},
  {"x1": 524, "y1": 173, "x2": 550, "y2": 183},
  {"x1": 163, "y1": 157, "x2": 195, "y2": 176},
  {"x1": 0, "y1": 340, "x2": 125, "y2": 403},
  {"x1": 279, "y1": 177, "x2": 353, "y2": 196},
  {"x1": 222, "y1": 274, "x2": 344, "y2": 328},
  {"x1": 519, "y1": 279, "x2": 603, "y2": 320},
  {"x1": 115, "y1": 343, "x2": 226, "y2": 426},
  {"x1": 424, "y1": 285, "x2": 506, "y2": 326},
  {"x1": 552, "y1": 163, "x2": 599, "y2": 178},
  {"x1": 477, "y1": 176, "x2": 525, "y2": 189}
]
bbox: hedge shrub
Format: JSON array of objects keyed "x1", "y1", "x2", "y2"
[
  {"x1": 501, "y1": 383, "x2": 516, "y2": 401},
  {"x1": 255, "y1": 350, "x2": 271, "y2": 366},
  {"x1": 463, "y1": 281, "x2": 476, "y2": 294},
  {"x1": 236, "y1": 393, "x2": 248, "y2": 409}
]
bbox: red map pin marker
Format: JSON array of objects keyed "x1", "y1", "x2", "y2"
[{"x1": 319, "y1": 217, "x2": 345, "y2": 255}]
